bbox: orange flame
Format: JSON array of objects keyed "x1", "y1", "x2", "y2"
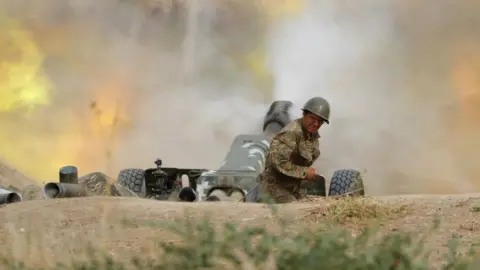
[
  {"x1": 0, "y1": 15, "x2": 133, "y2": 181},
  {"x1": 449, "y1": 42, "x2": 480, "y2": 190},
  {"x1": 451, "y1": 42, "x2": 480, "y2": 123}
]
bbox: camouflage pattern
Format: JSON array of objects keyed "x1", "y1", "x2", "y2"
[
  {"x1": 195, "y1": 134, "x2": 270, "y2": 202},
  {"x1": 259, "y1": 118, "x2": 320, "y2": 203}
]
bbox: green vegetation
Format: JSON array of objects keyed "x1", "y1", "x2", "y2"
[{"x1": 1, "y1": 200, "x2": 478, "y2": 270}]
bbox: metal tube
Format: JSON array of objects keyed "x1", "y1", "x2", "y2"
[
  {"x1": 59, "y1": 166, "x2": 79, "y2": 184},
  {"x1": 0, "y1": 188, "x2": 22, "y2": 204},
  {"x1": 262, "y1": 100, "x2": 293, "y2": 135},
  {"x1": 43, "y1": 183, "x2": 87, "y2": 199},
  {"x1": 263, "y1": 121, "x2": 284, "y2": 136}
]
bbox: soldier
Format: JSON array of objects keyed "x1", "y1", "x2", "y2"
[{"x1": 259, "y1": 97, "x2": 331, "y2": 203}]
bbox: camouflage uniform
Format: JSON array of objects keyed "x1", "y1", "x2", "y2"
[
  {"x1": 259, "y1": 96, "x2": 331, "y2": 203},
  {"x1": 259, "y1": 118, "x2": 321, "y2": 203}
]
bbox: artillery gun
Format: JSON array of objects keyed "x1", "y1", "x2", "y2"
[
  {"x1": 116, "y1": 100, "x2": 365, "y2": 202},
  {"x1": 116, "y1": 158, "x2": 208, "y2": 200},
  {"x1": 179, "y1": 100, "x2": 365, "y2": 202}
]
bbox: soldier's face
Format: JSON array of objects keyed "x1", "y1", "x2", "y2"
[{"x1": 303, "y1": 112, "x2": 324, "y2": 133}]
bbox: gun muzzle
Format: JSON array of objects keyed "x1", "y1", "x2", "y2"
[
  {"x1": 262, "y1": 100, "x2": 293, "y2": 136},
  {"x1": 0, "y1": 188, "x2": 22, "y2": 205},
  {"x1": 263, "y1": 121, "x2": 284, "y2": 136},
  {"x1": 178, "y1": 187, "x2": 197, "y2": 202},
  {"x1": 43, "y1": 183, "x2": 87, "y2": 199}
]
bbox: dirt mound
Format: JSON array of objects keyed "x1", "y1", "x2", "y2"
[
  {"x1": 0, "y1": 159, "x2": 38, "y2": 190},
  {"x1": 0, "y1": 194, "x2": 479, "y2": 268}
]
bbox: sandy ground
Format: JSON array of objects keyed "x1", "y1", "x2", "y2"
[
  {"x1": 1, "y1": 160, "x2": 480, "y2": 269},
  {"x1": 0, "y1": 159, "x2": 38, "y2": 190},
  {"x1": 0, "y1": 193, "x2": 479, "y2": 269}
]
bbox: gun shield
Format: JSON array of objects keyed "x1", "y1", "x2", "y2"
[
  {"x1": 0, "y1": 188, "x2": 22, "y2": 204},
  {"x1": 43, "y1": 183, "x2": 87, "y2": 199}
]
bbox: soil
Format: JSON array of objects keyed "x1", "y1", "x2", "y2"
[
  {"x1": 1, "y1": 160, "x2": 479, "y2": 269},
  {"x1": 0, "y1": 159, "x2": 38, "y2": 189},
  {"x1": 0, "y1": 194, "x2": 479, "y2": 269}
]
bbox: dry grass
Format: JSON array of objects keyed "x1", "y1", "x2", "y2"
[
  {"x1": 1, "y1": 159, "x2": 480, "y2": 269},
  {"x1": 0, "y1": 195, "x2": 478, "y2": 268},
  {"x1": 301, "y1": 196, "x2": 411, "y2": 224}
]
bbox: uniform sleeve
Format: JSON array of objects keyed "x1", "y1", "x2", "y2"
[{"x1": 269, "y1": 132, "x2": 309, "y2": 180}]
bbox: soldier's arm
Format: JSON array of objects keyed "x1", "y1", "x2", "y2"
[{"x1": 269, "y1": 132, "x2": 309, "y2": 179}]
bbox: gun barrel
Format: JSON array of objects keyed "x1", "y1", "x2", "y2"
[
  {"x1": 0, "y1": 188, "x2": 22, "y2": 205},
  {"x1": 43, "y1": 183, "x2": 87, "y2": 199},
  {"x1": 196, "y1": 100, "x2": 295, "y2": 202},
  {"x1": 263, "y1": 121, "x2": 284, "y2": 135},
  {"x1": 220, "y1": 100, "x2": 294, "y2": 174},
  {"x1": 262, "y1": 100, "x2": 293, "y2": 137}
]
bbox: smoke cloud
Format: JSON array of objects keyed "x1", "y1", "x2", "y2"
[
  {"x1": 270, "y1": 0, "x2": 480, "y2": 195},
  {"x1": 1, "y1": 0, "x2": 479, "y2": 196},
  {"x1": 0, "y1": 0, "x2": 269, "y2": 182}
]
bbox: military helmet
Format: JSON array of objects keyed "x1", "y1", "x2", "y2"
[{"x1": 301, "y1": 96, "x2": 331, "y2": 124}]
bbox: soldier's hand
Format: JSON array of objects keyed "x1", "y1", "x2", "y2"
[{"x1": 306, "y1": 168, "x2": 316, "y2": 180}]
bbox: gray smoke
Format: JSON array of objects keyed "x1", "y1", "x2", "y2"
[
  {"x1": 0, "y1": 0, "x2": 269, "y2": 181},
  {"x1": 2, "y1": 0, "x2": 480, "y2": 195},
  {"x1": 269, "y1": 0, "x2": 480, "y2": 195}
]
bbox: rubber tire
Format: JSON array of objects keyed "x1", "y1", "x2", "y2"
[
  {"x1": 328, "y1": 169, "x2": 365, "y2": 196},
  {"x1": 117, "y1": 168, "x2": 146, "y2": 198}
]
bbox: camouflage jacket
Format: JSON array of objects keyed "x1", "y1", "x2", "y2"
[{"x1": 260, "y1": 118, "x2": 321, "y2": 191}]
